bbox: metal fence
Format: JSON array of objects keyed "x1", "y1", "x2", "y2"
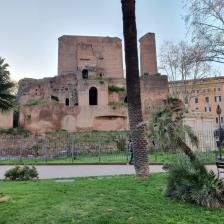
[
  {"x1": 0, "y1": 131, "x2": 220, "y2": 164},
  {"x1": 0, "y1": 133, "x2": 130, "y2": 164}
]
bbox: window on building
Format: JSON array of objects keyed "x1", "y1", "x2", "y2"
[
  {"x1": 195, "y1": 107, "x2": 199, "y2": 111},
  {"x1": 184, "y1": 96, "x2": 188, "y2": 104},
  {"x1": 216, "y1": 117, "x2": 219, "y2": 124},
  {"x1": 205, "y1": 106, "x2": 211, "y2": 112},
  {"x1": 215, "y1": 96, "x2": 221, "y2": 102},
  {"x1": 89, "y1": 87, "x2": 98, "y2": 105},
  {"x1": 205, "y1": 96, "x2": 209, "y2": 103},
  {"x1": 214, "y1": 87, "x2": 221, "y2": 92},
  {"x1": 82, "y1": 69, "x2": 88, "y2": 79},
  {"x1": 65, "y1": 98, "x2": 69, "y2": 106},
  {"x1": 221, "y1": 117, "x2": 224, "y2": 123},
  {"x1": 13, "y1": 110, "x2": 19, "y2": 128},
  {"x1": 195, "y1": 97, "x2": 199, "y2": 103},
  {"x1": 124, "y1": 96, "x2": 127, "y2": 103}
]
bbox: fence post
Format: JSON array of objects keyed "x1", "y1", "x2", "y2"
[
  {"x1": 154, "y1": 146, "x2": 157, "y2": 161},
  {"x1": 19, "y1": 139, "x2": 22, "y2": 163},
  {"x1": 98, "y1": 145, "x2": 101, "y2": 163},
  {"x1": 71, "y1": 141, "x2": 75, "y2": 163},
  {"x1": 126, "y1": 141, "x2": 129, "y2": 163},
  {"x1": 44, "y1": 142, "x2": 48, "y2": 163}
]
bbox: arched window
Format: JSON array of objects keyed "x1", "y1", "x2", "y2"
[
  {"x1": 65, "y1": 98, "x2": 69, "y2": 106},
  {"x1": 82, "y1": 69, "x2": 88, "y2": 79},
  {"x1": 124, "y1": 96, "x2": 128, "y2": 103},
  {"x1": 89, "y1": 87, "x2": 98, "y2": 105}
]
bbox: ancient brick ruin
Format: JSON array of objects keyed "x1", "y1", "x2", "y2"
[{"x1": 6, "y1": 33, "x2": 169, "y2": 132}]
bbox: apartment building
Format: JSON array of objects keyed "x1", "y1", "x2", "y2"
[{"x1": 169, "y1": 76, "x2": 224, "y2": 129}]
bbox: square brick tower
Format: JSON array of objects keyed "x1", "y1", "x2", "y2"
[
  {"x1": 58, "y1": 35, "x2": 124, "y2": 79},
  {"x1": 139, "y1": 33, "x2": 158, "y2": 76}
]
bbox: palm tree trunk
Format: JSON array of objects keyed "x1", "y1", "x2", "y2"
[{"x1": 121, "y1": 0, "x2": 149, "y2": 178}]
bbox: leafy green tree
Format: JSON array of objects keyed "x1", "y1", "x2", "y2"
[
  {"x1": 0, "y1": 57, "x2": 15, "y2": 111},
  {"x1": 121, "y1": 0, "x2": 149, "y2": 178}
]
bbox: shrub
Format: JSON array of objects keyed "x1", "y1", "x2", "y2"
[
  {"x1": 0, "y1": 127, "x2": 31, "y2": 136},
  {"x1": 165, "y1": 153, "x2": 224, "y2": 208},
  {"x1": 24, "y1": 99, "x2": 47, "y2": 107},
  {"x1": 95, "y1": 74, "x2": 105, "y2": 84},
  {"x1": 4, "y1": 166, "x2": 38, "y2": 181},
  {"x1": 108, "y1": 85, "x2": 125, "y2": 93}
]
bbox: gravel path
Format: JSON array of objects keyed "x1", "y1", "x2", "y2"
[{"x1": 0, "y1": 164, "x2": 220, "y2": 180}]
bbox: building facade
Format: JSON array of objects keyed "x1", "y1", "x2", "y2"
[
  {"x1": 169, "y1": 76, "x2": 224, "y2": 129},
  {"x1": 4, "y1": 33, "x2": 169, "y2": 133}
]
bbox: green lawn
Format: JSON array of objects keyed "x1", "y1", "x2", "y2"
[{"x1": 0, "y1": 173, "x2": 223, "y2": 224}]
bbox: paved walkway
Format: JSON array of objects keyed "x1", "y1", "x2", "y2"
[{"x1": 0, "y1": 164, "x2": 219, "y2": 180}]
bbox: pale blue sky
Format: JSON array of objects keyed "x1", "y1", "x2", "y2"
[{"x1": 0, "y1": 0, "x2": 187, "y2": 81}]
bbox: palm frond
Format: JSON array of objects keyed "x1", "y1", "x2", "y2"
[{"x1": 0, "y1": 57, "x2": 15, "y2": 111}]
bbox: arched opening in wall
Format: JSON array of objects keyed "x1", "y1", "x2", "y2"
[
  {"x1": 13, "y1": 110, "x2": 19, "y2": 128},
  {"x1": 124, "y1": 96, "x2": 128, "y2": 103},
  {"x1": 65, "y1": 98, "x2": 69, "y2": 106},
  {"x1": 82, "y1": 69, "x2": 88, "y2": 79},
  {"x1": 89, "y1": 87, "x2": 98, "y2": 105}
]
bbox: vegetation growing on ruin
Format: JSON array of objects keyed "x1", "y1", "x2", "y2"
[
  {"x1": 24, "y1": 114, "x2": 31, "y2": 121},
  {"x1": 0, "y1": 128, "x2": 31, "y2": 136},
  {"x1": 108, "y1": 85, "x2": 125, "y2": 93},
  {"x1": 109, "y1": 101, "x2": 127, "y2": 109},
  {"x1": 24, "y1": 99, "x2": 47, "y2": 107},
  {"x1": 96, "y1": 73, "x2": 105, "y2": 84}
]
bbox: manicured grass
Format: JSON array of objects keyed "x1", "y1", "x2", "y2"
[{"x1": 0, "y1": 173, "x2": 223, "y2": 224}]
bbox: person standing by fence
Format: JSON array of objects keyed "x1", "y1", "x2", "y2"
[{"x1": 129, "y1": 139, "x2": 134, "y2": 165}]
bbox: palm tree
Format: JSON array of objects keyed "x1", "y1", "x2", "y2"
[
  {"x1": 121, "y1": 0, "x2": 149, "y2": 178},
  {"x1": 145, "y1": 98, "x2": 207, "y2": 172},
  {"x1": 0, "y1": 57, "x2": 15, "y2": 111}
]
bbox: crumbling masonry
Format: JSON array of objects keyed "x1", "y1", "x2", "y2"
[{"x1": 13, "y1": 33, "x2": 169, "y2": 132}]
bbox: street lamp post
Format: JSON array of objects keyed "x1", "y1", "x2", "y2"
[{"x1": 216, "y1": 104, "x2": 222, "y2": 160}]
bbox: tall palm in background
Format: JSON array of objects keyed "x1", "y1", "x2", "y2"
[
  {"x1": 121, "y1": 0, "x2": 149, "y2": 178},
  {"x1": 0, "y1": 57, "x2": 15, "y2": 111}
]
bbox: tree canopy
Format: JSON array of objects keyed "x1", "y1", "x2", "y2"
[
  {"x1": 0, "y1": 57, "x2": 16, "y2": 112},
  {"x1": 184, "y1": 0, "x2": 224, "y2": 64}
]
